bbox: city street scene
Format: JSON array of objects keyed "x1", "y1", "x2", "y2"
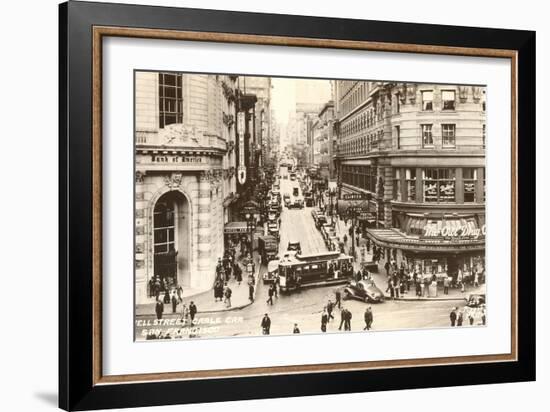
[{"x1": 134, "y1": 72, "x2": 487, "y2": 341}]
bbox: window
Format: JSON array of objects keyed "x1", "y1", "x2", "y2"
[
  {"x1": 393, "y1": 169, "x2": 401, "y2": 201},
  {"x1": 463, "y1": 168, "x2": 477, "y2": 203},
  {"x1": 422, "y1": 90, "x2": 433, "y2": 111},
  {"x1": 153, "y1": 201, "x2": 176, "y2": 254},
  {"x1": 442, "y1": 124, "x2": 456, "y2": 147},
  {"x1": 159, "y1": 73, "x2": 183, "y2": 128},
  {"x1": 482, "y1": 124, "x2": 486, "y2": 148},
  {"x1": 423, "y1": 168, "x2": 456, "y2": 203},
  {"x1": 442, "y1": 90, "x2": 456, "y2": 110},
  {"x1": 395, "y1": 125, "x2": 401, "y2": 149},
  {"x1": 422, "y1": 124, "x2": 433, "y2": 147},
  {"x1": 405, "y1": 169, "x2": 416, "y2": 201}
]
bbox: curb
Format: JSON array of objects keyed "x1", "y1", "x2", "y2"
[{"x1": 391, "y1": 296, "x2": 467, "y2": 302}]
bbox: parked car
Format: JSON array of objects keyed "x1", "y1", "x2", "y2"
[
  {"x1": 467, "y1": 294, "x2": 486, "y2": 307},
  {"x1": 342, "y1": 279, "x2": 385, "y2": 303}
]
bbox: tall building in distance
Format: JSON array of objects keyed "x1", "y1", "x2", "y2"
[{"x1": 333, "y1": 81, "x2": 486, "y2": 283}]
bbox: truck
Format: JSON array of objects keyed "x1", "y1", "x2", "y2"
[{"x1": 258, "y1": 235, "x2": 279, "y2": 265}]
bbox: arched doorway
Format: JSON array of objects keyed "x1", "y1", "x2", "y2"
[{"x1": 153, "y1": 191, "x2": 190, "y2": 291}]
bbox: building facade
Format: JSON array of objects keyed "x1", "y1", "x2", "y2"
[
  {"x1": 135, "y1": 72, "x2": 239, "y2": 303},
  {"x1": 334, "y1": 81, "x2": 486, "y2": 281}
]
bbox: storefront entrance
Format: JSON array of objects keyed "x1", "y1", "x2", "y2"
[{"x1": 152, "y1": 190, "x2": 190, "y2": 292}]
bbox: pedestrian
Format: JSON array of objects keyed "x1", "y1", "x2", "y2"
[
  {"x1": 293, "y1": 323, "x2": 300, "y2": 334},
  {"x1": 224, "y1": 283, "x2": 232, "y2": 308},
  {"x1": 266, "y1": 284, "x2": 275, "y2": 305},
  {"x1": 424, "y1": 276, "x2": 430, "y2": 297},
  {"x1": 481, "y1": 308, "x2": 486, "y2": 325},
  {"x1": 387, "y1": 279, "x2": 394, "y2": 300},
  {"x1": 188, "y1": 301, "x2": 197, "y2": 323},
  {"x1": 234, "y1": 263, "x2": 242, "y2": 285},
  {"x1": 327, "y1": 300, "x2": 334, "y2": 320},
  {"x1": 384, "y1": 260, "x2": 391, "y2": 276},
  {"x1": 394, "y1": 279, "x2": 400, "y2": 299},
  {"x1": 321, "y1": 308, "x2": 329, "y2": 332},
  {"x1": 261, "y1": 313, "x2": 271, "y2": 335},
  {"x1": 450, "y1": 307, "x2": 457, "y2": 327},
  {"x1": 474, "y1": 270, "x2": 479, "y2": 288},
  {"x1": 344, "y1": 308, "x2": 352, "y2": 331},
  {"x1": 176, "y1": 285, "x2": 183, "y2": 303},
  {"x1": 163, "y1": 290, "x2": 171, "y2": 305},
  {"x1": 364, "y1": 306, "x2": 373, "y2": 330},
  {"x1": 248, "y1": 282, "x2": 255, "y2": 303},
  {"x1": 468, "y1": 314, "x2": 474, "y2": 325},
  {"x1": 274, "y1": 275, "x2": 279, "y2": 298},
  {"x1": 457, "y1": 310, "x2": 464, "y2": 327},
  {"x1": 416, "y1": 281, "x2": 422, "y2": 297},
  {"x1": 338, "y1": 307, "x2": 346, "y2": 330},
  {"x1": 443, "y1": 276, "x2": 450, "y2": 295},
  {"x1": 171, "y1": 293, "x2": 178, "y2": 314},
  {"x1": 335, "y1": 289, "x2": 341, "y2": 309},
  {"x1": 155, "y1": 298, "x2": 164, "y2": 320}
]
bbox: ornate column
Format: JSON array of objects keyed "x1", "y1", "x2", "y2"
[{"x1": 196, "y1": 171, "x2": 212, "y2": 286}]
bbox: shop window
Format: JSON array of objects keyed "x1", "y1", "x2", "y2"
[
  {"x1": 422, "y1": 90, "x2": 433, "y2": 111},
  {"x1": 463, "y1": 168, "x2": 477, "y2": 202},
  {"x1": 159, "y1": 72, "x2": 183, "y2": 128},
  {"x1": 442, "y1": 124, "x2": 456, "y2": 147},
  {"x1": 393, "y1": 169, "x2": 401, "y2": 201},
  {"x1": 422, "y1": 124, "x2": 434, "y2": 147},
  {"x1": 442, "y1": 90, "x2": 456, "y2": 110},
  {"x1": 405, "y1": 168, "x2": 416, "y2": 201},
  {"x1": 423, "y1": 168, "x2": 456, "y2": 203}
]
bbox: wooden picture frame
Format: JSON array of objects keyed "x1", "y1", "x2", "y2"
[{"x1": 59, "y1": 1, "x2": 535, "y2": 410}]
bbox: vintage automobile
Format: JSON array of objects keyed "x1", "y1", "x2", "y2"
[
  {"x1": 287, "y1": 240, "x2": 301, "y2": 254},
  {"x1": 342, "y1": 279, "x2": 385, "y2": 303},
  {"x1": 467, "y1": 293, "x2": 486, "y2": 307},
  {"x1": 304, "y1": 191, "x2": 314, "y2": 207},
  {"x1": 283, "y1": 194, "x2": 291, "y2": 207}
]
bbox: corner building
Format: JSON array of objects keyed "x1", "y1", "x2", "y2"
[
  {"x1": 334, "y1": 81, "x2": 486, "y2": 281},
  {"x1": 135, "y1": 72, "x2": 238, "y2": 303}
]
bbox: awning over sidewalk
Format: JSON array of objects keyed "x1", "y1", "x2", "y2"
[
  {"x1": 224, "y1": 221, "x2": 249, "y2": 234},
  {"x1": 366, "y1": 228, "x2": 485, "y2": 253}
]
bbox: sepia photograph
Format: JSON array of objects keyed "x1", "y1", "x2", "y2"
[{"x1": 134, "y1": 71, "x2": 487, "y2": 341}]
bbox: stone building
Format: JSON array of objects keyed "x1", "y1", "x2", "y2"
[
  {"x1": 333, "y1": 81, "x2": 486, "y2": 281},
  {"x1": 134, "y1": 71, "x2": 238, "y2": 303}
]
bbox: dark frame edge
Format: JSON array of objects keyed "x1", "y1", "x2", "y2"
[
  {"x1": 516, "y1": 30, "x2": 536, "y2": 382},
  {"x1": 59, "y1": 1, "x2": 69, "y2": 410}
]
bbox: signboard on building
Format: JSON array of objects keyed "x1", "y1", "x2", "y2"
[
  {"x1": 237, "y1": 112, "x2": 246, "y2": 184},
  {"x1": 422, "y1": 224, "x2": 486, "y2": 240},
  {"x1": 342, "y1": 193, "x2": 371, "y2": 201}
]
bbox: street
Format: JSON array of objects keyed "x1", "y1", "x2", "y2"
[{"x1": 136, "y1": 166, "x2": 475, "y2": 341}]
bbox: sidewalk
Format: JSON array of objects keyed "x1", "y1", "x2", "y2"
[
  {"x1": 136, "y1": 251, "x2": 262, "y2": 317},
  {"x1": 332, "y1": 216, "x2": 485, "y2": 302}
]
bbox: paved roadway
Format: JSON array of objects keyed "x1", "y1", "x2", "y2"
[
  {"x1": 136, "y1": 167, "x2": 475, "y2": 340},
  {"x1": 278, "y1": 171, "x2": 326, "y2": 255}
]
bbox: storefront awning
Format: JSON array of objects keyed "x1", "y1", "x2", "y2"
[
  {"x1": 366, "y1": 228, "x2": 485, "y2": 253},
  {"x1": 224, "y1": 221, "x2": 250, "y2": 234}
]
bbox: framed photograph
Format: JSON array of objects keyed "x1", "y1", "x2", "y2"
[{"x1": 59, "y1": 1, "x2": 535, "y2": 410}]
